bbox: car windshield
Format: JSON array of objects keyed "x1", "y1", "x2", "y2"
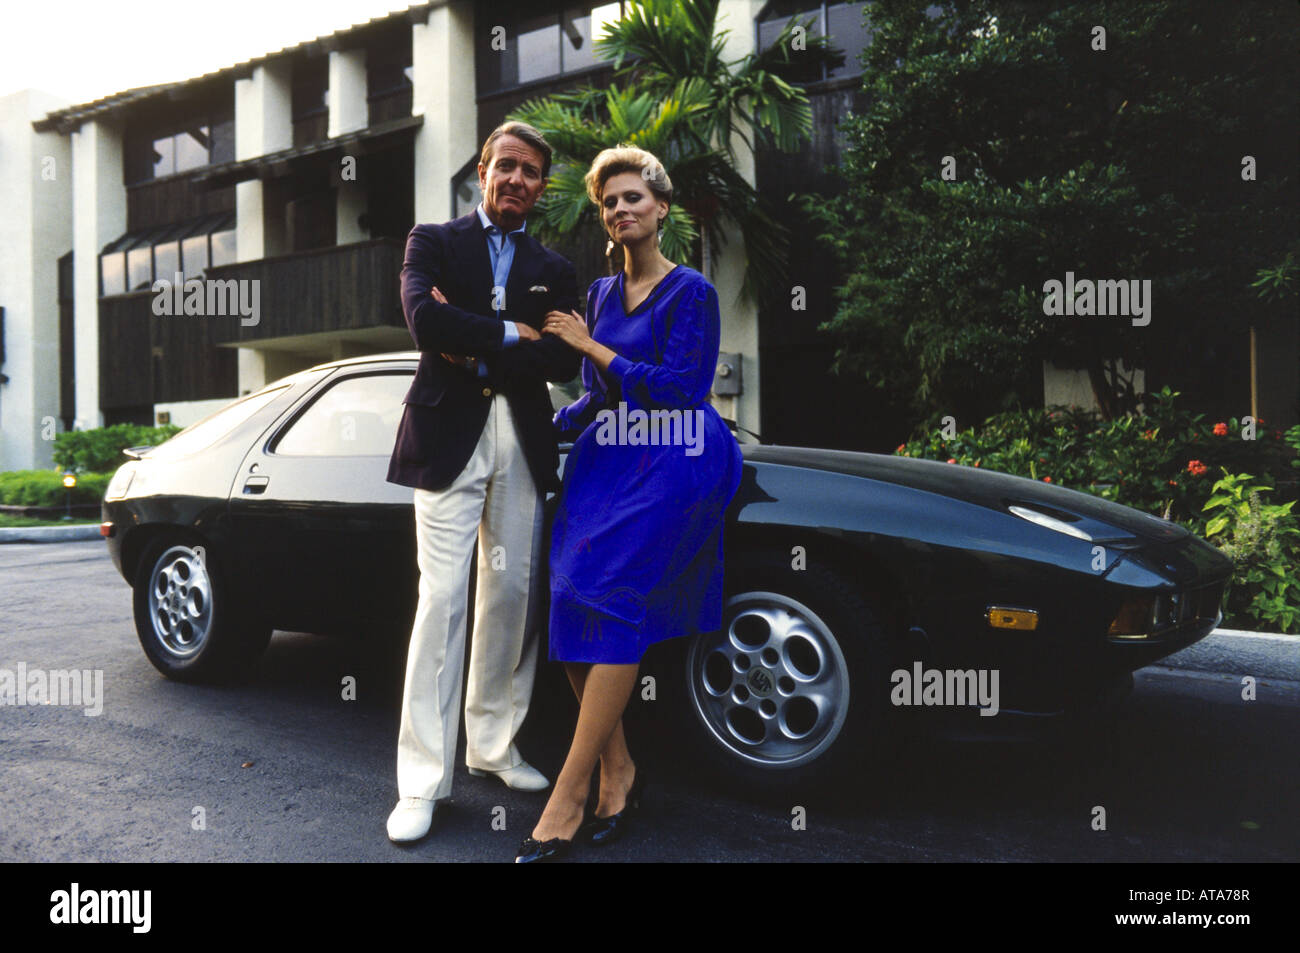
[{"x1": 144, "y1": 386, "x2": 288, "y2": 462}]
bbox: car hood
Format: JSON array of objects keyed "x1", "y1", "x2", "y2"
[{"x1": 741, "y1": 445, "x2": 1189, "y2": 544}]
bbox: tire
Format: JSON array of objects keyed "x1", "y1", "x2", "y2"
[
  {"x1": 674, "y1": 551, "x2": 897, "y2": 798},
  {"x1": 132, "y1": 534, "x2": 272, "y2": 682}
]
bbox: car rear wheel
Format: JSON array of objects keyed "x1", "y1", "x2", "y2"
[
  {"x1": 679, "y1": 553, "x2": 897, "y2": 796},
  {"x1": 132, "y1": 535, "x2": 271, "y2": 682}
]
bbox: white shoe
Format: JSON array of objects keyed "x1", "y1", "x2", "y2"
[
  {"x1": 387, "y1": 797, "x2": 437, "y2": 843},
  {"x1": 468, "y1": 761, "x2": 550, "y2": 792}
]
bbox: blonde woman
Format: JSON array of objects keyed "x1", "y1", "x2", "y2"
[{"x1": 516, "y1": 147, "x2": 743, "y2": 862}]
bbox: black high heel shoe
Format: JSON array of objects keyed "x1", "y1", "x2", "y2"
[
  {"x1": 514, "y1": 835, "x2": 572, "y2": 863},
  {"x1": 581, "y1": 768, "x2": 646, "y2": 847}
]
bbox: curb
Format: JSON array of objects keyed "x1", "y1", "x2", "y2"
[{"x1": 0, "y1": 524, "x2": 102, "y2": 543}]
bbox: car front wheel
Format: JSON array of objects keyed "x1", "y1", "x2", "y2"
[
  {"x1": 132, "y1": 535, "x2": 271, "y2": 682},
  {"x1": 681, "y1": 555, "x2": 896, "y2": 795}
]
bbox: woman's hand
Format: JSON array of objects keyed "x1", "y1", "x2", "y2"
[{"x1": 543, "y1": 309, "x2": 591, "y2": 353}]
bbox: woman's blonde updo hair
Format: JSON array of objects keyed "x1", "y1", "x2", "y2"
[{"x1": 584, "y1": 146, "x2": 673, "y2": 207}]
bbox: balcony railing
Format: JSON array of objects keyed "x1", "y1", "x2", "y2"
[
  {"x1": 205, "y1": 238, "x2": 405, "y2": 345},
  {"x1": 98, "y1": 292, "x2": 239, "y2": 410},
  {"x1": 97, "y1": 239, "x2": 405, "y2": 410}
]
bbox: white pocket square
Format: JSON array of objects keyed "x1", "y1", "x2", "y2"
[{"x1": 529, "y1": 285, "x2": 550, "y2": 293}]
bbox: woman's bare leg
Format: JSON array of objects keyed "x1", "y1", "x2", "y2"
[
  {"x1": 563, "y1": 662, "x2": 636, "y2": 816},
  {"x1": 530, "y1": 662, "x2": 639, "y2": 841}
]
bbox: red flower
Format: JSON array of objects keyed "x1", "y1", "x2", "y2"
[
  {"x1": 1213, "y1": 422, "x2": 1228, "y2": 436},
  {"x1": 947, "y1": 458, "x2": 957, "y2": 464},
  {"x1": 973, "y1": 460, "x2": 981, "y2": 467},
  {"x1": 1168, "y1": 480, "x2": 1177, "y2": 487},
  {"x1": 896, "y1": 443, "x2": 906, "y2": 453},
  {"x1": 1042, "y1": 476, "x2": 1052, "y2": 483},
  {"x1": 1186, "y1": 459, "x2": 1208, "y2": 477},
  {"x1": 1142, "y1": 429, "x2": 1156, "y2": 440}
]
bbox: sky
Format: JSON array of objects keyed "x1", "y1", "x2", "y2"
[{"x1": 1, "y1": 0, "x2": 419, "y2": 106}]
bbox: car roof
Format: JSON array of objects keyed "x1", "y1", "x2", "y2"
[{"x1": 307, "y1": 350, "x2": 421, "y2": 372}]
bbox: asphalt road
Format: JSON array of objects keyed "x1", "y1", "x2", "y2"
[{"x1": 1, "y1": 540, "x2": 1296, "y2": 863}]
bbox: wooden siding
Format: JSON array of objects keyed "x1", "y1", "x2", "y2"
[
  {"x1": 205, "y1": 238, "x2": 405, "y2": 345},
  {"x1": 98, "y1": 293, "x2": 239, "y2": 409}
]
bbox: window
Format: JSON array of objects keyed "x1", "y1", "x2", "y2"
[
  {"x1": 146, "y1": 386, "x2": 288, "y2": 462},
  {"x1": 757, "y1": 1, "x2": 870, "y2": 82},
  {"x1": 98, "y1": 213, "x2": 236, "y2": 296},
  {"x1": 209, "y1": 229, "x2": 236, "y2": 268},
  {"x1": 477, "y1": 2, "x2": 625, "y2": 94},
  {"x1": 101, "y1": 252, "x2": 126, "y2": 296},
  {"x1": 153, "y1": 241, "x2": 180, "y2": 282},
  {"x1": 181, "y1": 234, "x2": 209, "y2": 279},
  {"x1": 127, "y1": 244, "x2": 152, "y2": 291},
  {"x1": 173, "y1": 126, "x2": 211, "y2": 173},
  {"x1": 273, "y1": 373, "x2": 412, "y2": 456},
  {"x1": 151, "y1": 134, "x2": 176, "y2": 178},
  {"x1": 825, "y1": 3, "x2": 870, "y2": 78},
  {"x1": 126, "y1": 108, "x2": 232, "y2": 184},
  {"x1": 561, "y1": 4, "x2": 622, "y2": 72},
  {"x1": 452, "y1": 156, "x2": 482, "y2": 218}
]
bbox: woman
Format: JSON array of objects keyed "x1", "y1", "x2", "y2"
[{"x1": 516, "y1": 146, "x2": 743, "y2": 862}]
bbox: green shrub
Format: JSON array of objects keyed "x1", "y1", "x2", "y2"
[
  {"x1": 0, "y1": 470, "x2": 112, "y2": 507},
  {"x1": 52, "y1": 424, "x2": 180, "y2": 473},
  {"x1": 897, "y1": 387, "x2": 1297, "y2": 531},
  {"x1": 896, "y1": 388, "x2": 1299, "y2": 633},
  {"x1": 1203, "y1": 471, "x2": 1300, "y2": 634}
]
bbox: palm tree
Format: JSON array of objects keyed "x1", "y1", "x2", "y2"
[{"x1": 509, "y1": 0, "x2": 842, "y2": 305}]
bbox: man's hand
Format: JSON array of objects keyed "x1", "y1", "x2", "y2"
[
  {"x1": 514, "y1": 322, "x2": 541, "y2": 342},
  {"x1": 428, "y1": 286, "x2": 479, "y2": 369}
]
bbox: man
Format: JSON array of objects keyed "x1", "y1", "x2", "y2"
[{"x1": 385, "y1": 121, "x2": 581, "y2": 843}]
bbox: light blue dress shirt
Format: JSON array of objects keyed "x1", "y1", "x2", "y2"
[{"x1": 474, "y1": 204, "x2": 525, "y2": 375}]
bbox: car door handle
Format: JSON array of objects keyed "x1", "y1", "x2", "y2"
[{"x1": 243, "y1": 475, "x2": 269, "y2": 494}]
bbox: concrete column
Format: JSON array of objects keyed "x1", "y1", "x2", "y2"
[
  {"x1": 709, "y1": 0, "x2": 764, "y2": 435},
  {"x1": 328, "y1": 48, "x2": 368, "y2": 138},
  {"x1": 0, "y1": 89, "x2": 71, "y2": 470},
  {"x1": 412, "y1": 1, "x2": 477, "y2": 225},
  {"x1": 71, "y1": 117, "x2": 125, "y2": 431},
  {"x1": 234, "y1": 61, "x2": 292, "y2": 262},
  {"x1": 330, "y1": 48, "x2": 371, "y2": 244},
  {"x1": 234, "y1": 61, "x2": 292, "y2": 396}
]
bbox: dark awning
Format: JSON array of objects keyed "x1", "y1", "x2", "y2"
[
  {"x1": 100, "y1": 211, "x2": 236, "y2": 256},
  {"x1": 189, "y1": 114, "x2": 424, "y2": 190}
]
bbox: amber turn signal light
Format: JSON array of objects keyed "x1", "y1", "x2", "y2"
[{"x1": 986, "y1": 606, "x2": 1038, "y2": 630}]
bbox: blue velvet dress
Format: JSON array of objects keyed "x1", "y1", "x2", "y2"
[{"x1": 549, "y1": 265, "x2": 743, "y2": 664}]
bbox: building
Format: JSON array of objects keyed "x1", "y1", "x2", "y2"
[
  {"x1": 5, "y1": 1, "x2": 841, "y2": 470},
  {"x1": 0, "y1": 88, "x2": 73, "y2": 471}
]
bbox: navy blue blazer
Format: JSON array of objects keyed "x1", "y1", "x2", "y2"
[{"x1": 386, "y1": 212, "x2": 581, "y2": 493}]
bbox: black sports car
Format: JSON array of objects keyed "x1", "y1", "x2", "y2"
[{"x1": 100, "y1": 352, "x2": 1232, "y2": 790}]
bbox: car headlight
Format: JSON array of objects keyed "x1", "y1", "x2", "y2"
[
  {"x1": 105, "y1": 464, "x2": 136, "y2": 500},
  {"x1": 1108, "y1": 591, "x2": 1199, "y2": 639}
]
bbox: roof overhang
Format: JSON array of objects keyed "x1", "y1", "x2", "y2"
[
  {"x1": 32, "y1": 2, "x2": 437, "y2": 134},
  {"x1": 189, "y1": 115, "x2": 424, "y2": 190}
]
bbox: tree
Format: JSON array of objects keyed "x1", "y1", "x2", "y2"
[
  {"x1": 509, "y1": 0, "x2": 840, "y2": 305},
  {"x1": 805, "y1": 0, "x2": 1299, "y2": 422}
]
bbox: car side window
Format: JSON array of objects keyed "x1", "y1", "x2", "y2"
[{"x1": 273, "y1": 372, "x2": 413, "y2": 456}]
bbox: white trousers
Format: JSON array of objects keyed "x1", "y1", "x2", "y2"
[{"x1": 396, "y1": 394, "x2": 543, "y2": 801}]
